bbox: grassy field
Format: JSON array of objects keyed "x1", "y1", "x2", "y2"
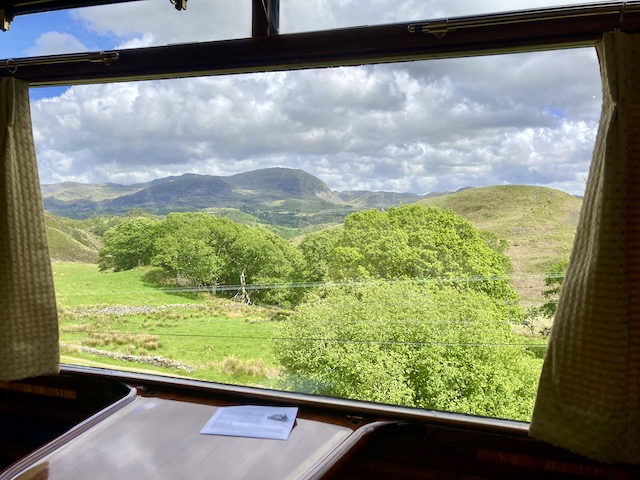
[
  {"x1": 54, "y1": 263, "x2": 283, "y2": 387},
  {"x1": 53, "y1": 261, "x2": 550, "y2": 423}
]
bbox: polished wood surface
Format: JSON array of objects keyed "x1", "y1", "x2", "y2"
[{"x1": 6, "y1": 396, "x2": 355, "y2": 480}]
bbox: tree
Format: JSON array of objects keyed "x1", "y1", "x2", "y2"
[
  {"x1": 99, "y1": 211, "x2": 303, "y2": 304},
  {"x1": 151, "y1": 212, "x2": 236, "y2": 287},
  {"x1": 276, "y1": 283, "x2": 541, "y2": 421},
  {"x1": 297, "y1": 227, "x2": 342, "y2": 283},
  {"x1": 309, "y1": 205, "x2": 519, "y2": 315},
  {"x1": 98, "y1": 217, "x2": 160, "y2": 271},
  {"x1": 221, "y1": 225, "x2": 305, "y2": 305},
  {"x1": 522, "y1": 260, "x2": 567, "y2": 336}
]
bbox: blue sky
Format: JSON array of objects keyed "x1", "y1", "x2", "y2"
[{"x1": 2, "y1": 1, "x2": 605, "y2": 195}]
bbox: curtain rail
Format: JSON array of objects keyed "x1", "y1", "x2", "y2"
[
  {"x1": 408, "y1": 2, "x2": 639, "y2": 35},
  {"x1": 0, "y1": 51, "x2": 119, "y2": 74},
  {"x1": 1, "y1": 1, "x2": 639, "y2": 86},
  {"x1": 1, "y1": 0, "x2": 147, "y2": 17}
]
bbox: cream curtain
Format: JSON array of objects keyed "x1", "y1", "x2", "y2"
[
  {"x1": 0, "y1": 78, "x2": 59, "y2": 381},
  {"x1": 530, "y1": 31, "x2": 640, "y2": 465}
]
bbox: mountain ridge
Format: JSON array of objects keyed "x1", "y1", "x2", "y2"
[{"x1": 41, "y1": 168, "x2": 429, "y2": 221}]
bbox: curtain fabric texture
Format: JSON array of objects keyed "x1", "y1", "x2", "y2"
[
  {"x1": 0, "y1": 77, "x2": 59, "y2": 381},
  {"x1": 530, "y1": 31, "x2": 640, "y2": 465}
]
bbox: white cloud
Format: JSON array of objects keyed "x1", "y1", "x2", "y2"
[
  {"x1": 26, "y1": 31, "x2": 88, "y2": 56},
  {"x1": 30, "y1": 2, "x2": 603, "y2": 197},
  {"x1": 279, "y1": 0, "x2": 608, "y2": 32},
  {"x1": 71, "y1": 0, "x2": 251, "y2": 46}
]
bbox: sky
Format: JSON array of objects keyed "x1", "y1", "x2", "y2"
[{"x1": 1, "y1": 0, "x2": 607, "y2": 196}]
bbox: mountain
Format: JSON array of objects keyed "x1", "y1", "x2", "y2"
[
  {"x1": 42, "y1": 168, "x2": 350, "y2": 221},
  {"x1": 107, "y1": 175, "x2": 235, "y2": 210},
  {"x1": 336, "y1": 191, "x2": 422, "y2": 209},
  {"x1": 336, "y1": 190, "x2": 451, "y2": 209},
  {"x1": 227, "y1": 168, "x2": 344, "y2": 204},
  {"x1": 41, "y1": 182, "x2": 142, "y2": 201}
]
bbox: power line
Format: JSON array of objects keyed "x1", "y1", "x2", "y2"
[
  {"x1": 56, "y1": 273, "x2": 561, "y2": 296},
  {"x1": 61, "y1": 329, "x2": 548, "y2": 348}
]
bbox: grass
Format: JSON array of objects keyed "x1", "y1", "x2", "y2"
[
  {"x1": 54, "y1": 260, "x2": 550, "y2": 412},
  {"x1": 55, "y1": 262, "x2": 283, "y2": 387},
  {"x1": 46, "y1": 213, "x2": 100, "y2": 263},
  {"x1": 53, "y1": 263, "x2": 209, "y2": 307}
]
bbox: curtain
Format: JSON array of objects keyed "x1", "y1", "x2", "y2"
[
  {"x1": 0, "y1": 77, "x2": 59, "y2": 381},
  {"x1": 529, "y1": 31, "x2": 640, "y2": 465}
]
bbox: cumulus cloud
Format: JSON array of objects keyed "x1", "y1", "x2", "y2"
[
  {"x1": 71, "y1": 0, "x2": 251, "y2": 46},
  {"x1": 279, "y1": 0, "x2": 600, "y2": 33},
  {"x1": 32, "y1": 1, "x2": 603, "y2": 196},
  {"x1": 26, "y1": 31, "x2": 88, "y2": 56}
]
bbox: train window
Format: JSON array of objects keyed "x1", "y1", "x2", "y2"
[
  {"x1": 33, "y1": 43, "x2": 600, "y2": 422},
  {"x1": 3, "y1": 0, "x2": 252, "y2": 59}
]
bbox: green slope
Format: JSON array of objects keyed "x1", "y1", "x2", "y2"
[
  {"x1": 45, "y1": 212, "x2": 100, "y2": 263},
  {"x1": 420, "y1": 185, "x2": 582, "y2": 303}
]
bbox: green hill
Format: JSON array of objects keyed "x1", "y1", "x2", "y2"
[
  {"x1": 420, "y1": 185, "x2": 582, "y2": 303},
  {"x1": 41, "y1": 181, "x2": 142, "y2": 201},
  {"x1": 45, "y1": 212, "x2": 100, "y2": 263}
]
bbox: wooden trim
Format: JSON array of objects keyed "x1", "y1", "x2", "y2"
[
  {"x1": 0, "y1": 0, "x2": 146, "y2": 16},
  {"x1": 59, "y1": 365, "x2": 531, "y2": 437}
]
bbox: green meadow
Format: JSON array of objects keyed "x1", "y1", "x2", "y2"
[{"x1": 54, "y1": 262, "x2": 283, "y2": 387}]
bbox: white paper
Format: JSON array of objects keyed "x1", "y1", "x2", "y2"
[{"x1": 200, "y1": 405, "x2": 298, "y2": 440}]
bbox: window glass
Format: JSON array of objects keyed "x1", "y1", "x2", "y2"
[
  {"x1": 280, "y1": 0, "x2": 613, "y2": 33},
  {"x1": 2, "y1": 0, "x2": 252, "y2": 58},
  {"x1": 36, "y1": 46, "x2": 600, "y2": 422}
]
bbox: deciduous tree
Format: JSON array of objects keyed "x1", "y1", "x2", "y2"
[
  {"x1": 276, "y1": 283, "x2": 541, "y2": 421},
  {"x1": 98, "y1": 217, "x2": 160, "y2": 271}
]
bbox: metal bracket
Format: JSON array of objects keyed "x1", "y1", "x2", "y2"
[
  {"x1": 1, "y1": 9, "x2": 14, "y2": 32},
  {"x1": 408, "y1": 20, "x2": 455, "y2": 38},
  {"x1": 0, "y1": 51, "x2": 120, "y2": 75},
  {"x1": 170, "y1": 0, "x2": 188, "y2": 11}
]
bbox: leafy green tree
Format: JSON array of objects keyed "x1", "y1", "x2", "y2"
[
  {"x1": 221, "y1": 225, "x2": 305, "y2": 305},
  {"x1": 151, "y1": 212, "x2": 239, "y2": 287},
  {"x1": 276, "y1": 283, "x2": 541, "y2": 421},
  {"x1": 297, "y1": 227, "x2": 342, "y2": 283},
  {"x1": 521, "y1": 260, "x2": 567, "y2": 335},
  {"x1": 100, "y1": 211, "x2": 303, "y2": 304},
  {"x1": 98, "y1": 217, "x2": 160, "y2": 271},
  {"x1": 321, "y1": 205, "x2": 518, "y2": 312}
]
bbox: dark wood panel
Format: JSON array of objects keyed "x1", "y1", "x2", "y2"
[{"x1": 330, "y1": 423, "x2": 640, "y2": 480}]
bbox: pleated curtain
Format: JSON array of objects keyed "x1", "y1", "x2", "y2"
[
  {"x1": 0, "y1": 77, "x2": 59, "y2": 381},
  {"x1": 530, "y1": 31, "x2": 640, "y2": 465}
]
